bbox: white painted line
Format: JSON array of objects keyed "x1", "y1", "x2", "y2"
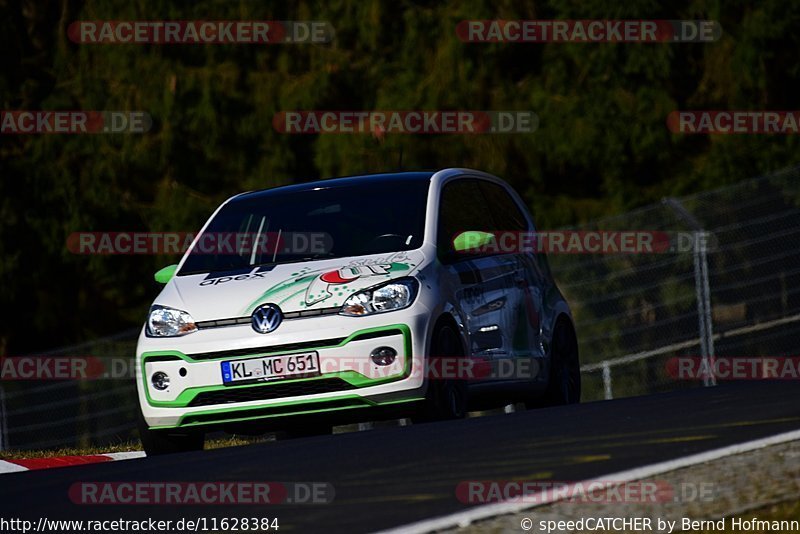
[
  {"x1": 104, "y1": 451, "x2": 146, "y2": 461},
  {"x1": 377, "y1": 428, "x2": 800, "y2": 534},
  {"x1": 0, "y1": 460, "x2": 28, "y2": 473}
]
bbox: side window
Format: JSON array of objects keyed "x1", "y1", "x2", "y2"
[
  {"x1": 477, "y1": 181, "x2": 529, "y2": 232},
  {"x1": 437, "y1": 179, "x2": 496, "y2": 261}
]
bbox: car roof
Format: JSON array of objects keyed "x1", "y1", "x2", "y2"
[{"x1": 235, "y1": 171, "x2": 436, "y2": 201}]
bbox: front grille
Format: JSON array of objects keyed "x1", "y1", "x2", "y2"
[
  {"x1": 187, "y1": 377, "x2": 356, "y2": 407},
  {"x1": 195, "y1": 307, "x2": 340, "y2": 330},
  {"x1": 186, "y1": 338, "x2": 346, "y2": 361},
  {"x1": 196, "y1": 317, "x2": 251, "y2": 328},
  {"x1": 284, "y1": 307, "x2": 340, "y2": 319}
]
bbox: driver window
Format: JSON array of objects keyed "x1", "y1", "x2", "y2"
[{"x1": 437, "y1": 179, "x2": 496, "y2": 261}]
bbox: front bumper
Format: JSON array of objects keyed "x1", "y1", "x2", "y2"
[{"x1": 136, "y1": 308, "x2": 431, "y2": 429}]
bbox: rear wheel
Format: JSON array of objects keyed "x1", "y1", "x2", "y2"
[
  {"x1": 531, "y1": 319, "x2": 581, "y2": 407},
  {"x1": 137, "y1": 408, "x2": 204, "y2": 455},
  {"x1": 413, "y1": 324, "x2": 468, "y2": 422}
]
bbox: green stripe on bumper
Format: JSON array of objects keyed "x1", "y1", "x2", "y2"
[
  {"x1": 141, "y1": 324, "x2": 412, "y2": 408},
  {"x1": 152, "y1": 395, "x2": 424, "y2": 429}
]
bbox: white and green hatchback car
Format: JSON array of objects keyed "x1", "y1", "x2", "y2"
[{"x1": 137, "y1": 169, "x2": 579, "y2": 454}]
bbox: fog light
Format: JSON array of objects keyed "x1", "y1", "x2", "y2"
[
  {"x1": 370, "y1": 346, "x2": 397, "y2": 366},
  {"x1": 151, "y1": 371, "x2": 170, "y2": 391}
]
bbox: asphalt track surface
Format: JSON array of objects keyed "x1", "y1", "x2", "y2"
[{"x1": 2, "y1": 381, "x2": 799, "y2": 533}]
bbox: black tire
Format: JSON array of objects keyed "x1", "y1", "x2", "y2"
[
  {"x1": 534, "y1": 319, "x2": 581, "y2": 407},
  {"x1": 137, "y1": 407, "x2": 204, "y2": 455},
  {"x1": 413, "y1": 324, "x2": 468, "y2": 422}
]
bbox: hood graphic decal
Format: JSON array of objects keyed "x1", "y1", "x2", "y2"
[
  {"x1": 240, "y1": 251, "x2": 421, "y2": 315},
  {"x1": 305, "y1": 262, "x2": 409, "y2": 305}
]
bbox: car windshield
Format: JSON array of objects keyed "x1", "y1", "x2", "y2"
[{"x1": 178, "y1": 179, "x2": 430, "y2": 275}]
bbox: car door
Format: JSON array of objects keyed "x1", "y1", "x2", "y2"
[
  {"x1": 437, "y1": 178, "x2": 529, "y2": 381},
  {"x1": 475, "y1": 180, "x2": 546, "y2": 375}
]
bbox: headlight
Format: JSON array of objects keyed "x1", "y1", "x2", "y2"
[
  {"x1": 146, "y1": 305, "x2": 197, "y2": 337},
  {"x1": 340, "y1": 278, "x2": 419, "y2": 316}
]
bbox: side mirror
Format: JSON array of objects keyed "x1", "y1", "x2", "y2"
[
  {"x1": 453, "y1": 230, "x2": 495, "y2": 253},
  {"x1": 154, "y1": 264, "x2": 178, "y2": 284}
]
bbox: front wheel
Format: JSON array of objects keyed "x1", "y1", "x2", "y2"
[
  {"x1": 413, "y1": 324, "x2": 468, "y2": 422},
  {"x1": 530, "y1": 320, "x2": 581, "y2": 408},
  {"x1": 137, "y1": 407, "x2": 204, "y2": 455}
]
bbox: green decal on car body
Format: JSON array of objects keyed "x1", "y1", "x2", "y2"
[{"x1": 243, "y1": 273, "x2": 319, "y2": 314}]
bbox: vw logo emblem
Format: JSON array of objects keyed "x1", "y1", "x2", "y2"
[{"x1": 251, "y1": 304, "x2": 283, "y2": 334}]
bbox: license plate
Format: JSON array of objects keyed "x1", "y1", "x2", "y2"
[{"x1": 221, "y1": 352, "x2": 320, "y2": 385}]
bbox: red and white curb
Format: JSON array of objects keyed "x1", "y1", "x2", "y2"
[{"x1": 0, "y1": 451, "x2": 145, "y2": 474}]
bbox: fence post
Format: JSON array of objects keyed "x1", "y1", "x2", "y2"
[
  {"x1": 698, "y1": 233, "x2": 716, "y2": 386},
  {"x1": 602, "y1": 362, "x2": 613, "y2": 400},
  {"x1": 692, "y1": 242, "x2": 716, "y2": 386},
  {"x1": 664, "y1": 198, "x2": 716, "y2": 386}
]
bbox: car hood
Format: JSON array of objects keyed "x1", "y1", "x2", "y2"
[{"x1": 164, "y1": 250, "x2": 426, "y2": 321}]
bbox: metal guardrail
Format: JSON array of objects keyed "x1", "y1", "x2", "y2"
[{"x1": 582, "y1": 312, "x2": 800, "y2": 399}]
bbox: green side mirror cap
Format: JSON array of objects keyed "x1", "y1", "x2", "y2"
[
  {"x1": 154, "y1": 264, "x2": 178, "y2": 284},
  {"x1": 453, "y1": 230, "x2": 495, "y2": 253}
]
